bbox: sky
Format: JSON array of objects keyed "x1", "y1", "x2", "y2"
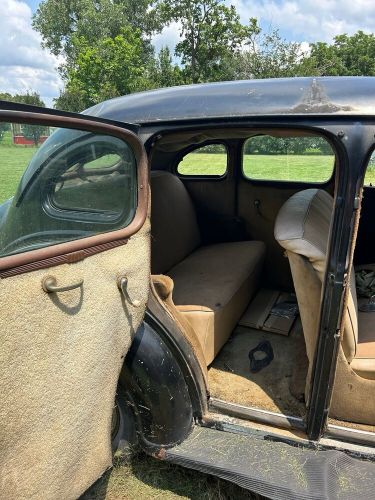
[{"x1": 1, "y1": 0, "x2": 375, "y2": 107}]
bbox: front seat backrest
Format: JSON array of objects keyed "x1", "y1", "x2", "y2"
[
  {"x1": 274, "y1": 189, "x2": 332, "y2": 280},
  {"x1": 274, "y1": 189, "x2": 358, "y2": 394},
  {"x1": 151, "y1": 171, "x2": 201, "y2": 274}
]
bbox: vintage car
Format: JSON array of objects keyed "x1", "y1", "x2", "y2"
[{"x1": 1, "y1": 77, "x2": 375, "y2": 499}]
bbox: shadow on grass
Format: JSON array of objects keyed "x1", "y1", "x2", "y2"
[{"x1": 82, "y1": 452, "x2": 266, "y2": 500}]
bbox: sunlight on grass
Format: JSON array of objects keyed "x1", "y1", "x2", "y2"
[{"x1": 0, "y1": 144, "x2": 37, "y2": 203}]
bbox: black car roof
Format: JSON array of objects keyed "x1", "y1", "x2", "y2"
[{"x1": 85, "y1": 77, "x2": 375, "y2": 124}]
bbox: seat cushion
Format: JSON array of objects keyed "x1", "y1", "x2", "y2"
[
  {"x1": 168, "y1": 241, "x2": 266, "y2": 364},
  {"x1": 151, "y1": 171, "x2": 201, "y2": 274}
]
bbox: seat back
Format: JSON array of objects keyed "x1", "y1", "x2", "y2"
[
  {"x1": 151, "y1": 171, "x2": 201, "y2": 274},
  {"x1": 274, "y1": 189, "x2": 358, "y2": 398}
]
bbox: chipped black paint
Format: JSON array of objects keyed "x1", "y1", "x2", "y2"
[{"x1": 86, "y1": 77, "x2": 375, "y2": 125}]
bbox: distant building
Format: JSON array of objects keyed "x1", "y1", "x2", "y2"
[{"x1": 11, "y1": 123, "x2": 49, "y2": 146}]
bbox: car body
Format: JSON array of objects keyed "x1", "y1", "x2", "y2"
[{"x1": 1, "y1": 77, "x2": 375, "y2": 500}]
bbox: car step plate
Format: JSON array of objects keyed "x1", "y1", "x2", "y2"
[{"x1": 163, "y1": 425, "x2": 375, "y2": 500}]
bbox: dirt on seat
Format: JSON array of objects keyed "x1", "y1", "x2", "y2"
[{"x1": 208, "y1": 321, "x2": 308, "y2": 417}]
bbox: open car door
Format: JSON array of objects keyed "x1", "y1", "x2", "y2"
[{"x1": 0, "y1": 105, "x2": 150, "y2": 499}]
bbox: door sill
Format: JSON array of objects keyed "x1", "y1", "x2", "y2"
[{"x1": 209, "y1": 397, "x2": 305, "y2": 431}]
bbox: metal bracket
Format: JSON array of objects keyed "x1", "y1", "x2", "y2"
[{"x1": 117, "y1": 276, "x2": 141, "y2": 307}]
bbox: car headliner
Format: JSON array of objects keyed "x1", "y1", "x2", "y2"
[{"x1": 85, "y1": 77, "x2": 375, "y2": 125}]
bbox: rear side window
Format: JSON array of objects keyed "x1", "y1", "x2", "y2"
[
  {"x1": 243, "y1": 136, "x2": 335, "y2": 183},
  {"x1": 177, "y1": 144, "x2": 227, "y2": 177}
]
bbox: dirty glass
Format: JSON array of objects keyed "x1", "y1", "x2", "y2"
[
  {"x1": 0, "y1": 122, "x2": 137, "y2": 257},
  {"x1": 177, "y1": 143, "x2": 227, "y2": 176},
  {"x1": 243, "y1": 136, "x2": 335, "y2": 183}
]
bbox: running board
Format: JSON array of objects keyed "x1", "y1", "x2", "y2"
[{"x1": 163, "y1": 425, "x2": 375, "y2": 500}]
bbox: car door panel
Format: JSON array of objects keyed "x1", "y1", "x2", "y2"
[
  {"x1": 1, "y1": 232, "x2": 150, "y2": 499},
  {"x1": 0, "y1": 108, "x2": 150, "y2": 499}
]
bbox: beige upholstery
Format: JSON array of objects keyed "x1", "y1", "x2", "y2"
[
  {"x1": 0, "y1": 218, "x2": 151, "y2": 500},
  {"x1": 151, "y1": 171, "x2": 265, "y2": 365},
  {"x1": 275, "y1": 188, "x2": 375, "y2": 424},
  {"x1": 169, "y1": 241, "x2": 265, "y2": 364},
  {"x1": 151, "y1": 171, "x2": 200, "y2": 274},
  {"x1": 274, "y1": 188, "x2": 333, "y2": 280},
  {"x1": 151, "y1": 274, "x2": 208, "y2": 382}
]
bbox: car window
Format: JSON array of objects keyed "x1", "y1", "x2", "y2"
[
  {"x1": 0, "y1": 123, "x2": 137, "y2": 258},
  {"x1": 364, "y1": 151, "x2": 375, "y2": 187},
  {"x1": 177, "y1": 143, "x2": 227, "y2": 176},
  {"x1": 243, "y1": 135, "x2": 335, "y2": 183}
]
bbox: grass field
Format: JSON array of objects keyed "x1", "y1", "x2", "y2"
[
  {"x1": 1, "y1": 148, "x2": 375, "y2": 205},
  {"x1": 179, "y1": 152, "x2": 375, "y2": 185},
  {"x1": 0, "y1": 144, "x2": 37, "y2": 203}
]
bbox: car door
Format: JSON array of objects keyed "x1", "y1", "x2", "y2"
[{"x1": 0, "y1": 105, "x2": 150, "y2": 499}]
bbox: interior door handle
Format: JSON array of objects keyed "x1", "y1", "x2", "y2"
[
  {"x1": 117, "y1": 276, "x2": 141, "y2": 307},
  {"x1": 42, "y1": 275, "x2": 84, "y2": 293}
]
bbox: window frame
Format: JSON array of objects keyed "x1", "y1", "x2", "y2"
[
  {"x1": 0, "y1": 109, "x2": 148, "y2": 277},
  {"x1": 240, "y1": 133, "x2": 337, "y2": 186},
  {"x1": 175, "y1": 140, "x2": 229, "y2": 180}
]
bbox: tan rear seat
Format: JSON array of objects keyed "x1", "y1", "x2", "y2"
[{"x1": 151, "y1": 171, "x2": 265, "y2": 365}]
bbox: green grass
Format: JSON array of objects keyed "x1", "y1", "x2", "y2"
[
  {"x1": 243, "y1": 154, "x2": 334, "y2": 182},
  {"x1": 178, "y1": 152, "x2": 375, "y2": 185},
  {"x1": 1, "y1": 147, "x2": 375, "y2": 206},
  {"x1": 82, "y1": 453, "x2": 262, "y2": 500},
  {"x1": 179, "y1": 153, "x2": 227, "y2": 176},
  {"x1": 0, "y1": 144, "x2": 37, "y2": 203}
]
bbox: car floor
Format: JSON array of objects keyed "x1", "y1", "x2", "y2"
[{"x1": 207, "y1": 320, "x2": 308, "y2": 418}]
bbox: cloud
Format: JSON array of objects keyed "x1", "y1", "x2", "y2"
[
  {"x1": 0, "y1": 0, "x2": 62, "y2": 106},
  {"x1": 233, "y1": 0, "x2": 375, "y2": 43},
  {"x1": 152, "y1": 21, "x2": 181, "y2": 59}
]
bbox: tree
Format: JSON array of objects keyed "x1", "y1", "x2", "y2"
[
  {"x1": 0, "y1": 91, "x2": 46, "y2": 144},
  {"x1": 61, "y1": 27, "x2": 149, "y2": 110},
  {"x1": 148, "y1": 47, "x2": 184, "y2": 88},
  {"x1": 160, "y1": 0, "x2": 255, "y2": 83},
  {"x1": 22, "y1": 124, "x2": 47, "y2": 146},
  {"x1": 12, "y1": 92, "x2": 45, "y2": 108},
  {"x1": 300, "y1": 31, "x2": 375, "y2": 76},
  {"x1": 33, "y1": 0, "x2": 162, "y2": 74},
  {"x1": 221, "y1": 26, "x2": 310, "y2": 80},
  {"x1": 0, "y1": 123, "x2": 9, "y2": 143},
  {"x1": 53, "y1": 88, "x2": 89, "y2": 113},
  {"x1": 0, "y1": 93, "x2": 11, "y2": 142}
]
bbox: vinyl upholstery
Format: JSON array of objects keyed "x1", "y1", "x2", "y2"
[{"x1": 151, "y1": 171, "x2": 265, "y2": 365}]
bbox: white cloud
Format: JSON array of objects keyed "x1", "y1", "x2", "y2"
[
  {"x1": 232, "y1": 0, "x2": 375, "y2": 43},
  {"x1": 152, "y1": 21, "x2": 181, "y2": 59},
  {"x1": 0, "y1": 0, "x2": 62, "y2": 107}
]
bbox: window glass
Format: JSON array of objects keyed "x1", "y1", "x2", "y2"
[
  {"x1": 0, "y1": 123, "x2": 137, "y2": 258},
  {"x1": 364, "y1": 151, "x2": 375, "y2": 186},
  {"x1": 177, "y1": 143, "x2": 227, "y2": 176},
  {"x1": 243, "y1": 135, "x2": 335, "y2": 183}
]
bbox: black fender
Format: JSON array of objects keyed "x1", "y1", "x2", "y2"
[{"x1": 119, "y1": 318, "x2": 195, "y2": 451}]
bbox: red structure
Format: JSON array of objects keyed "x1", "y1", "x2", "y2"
[{"x1": 12, "y1": 135, "x2": 48, "y2": 146}]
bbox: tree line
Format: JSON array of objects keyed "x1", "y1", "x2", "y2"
[{"x1": 2, "y1": 0, "x2": 375, "y2": 113}]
